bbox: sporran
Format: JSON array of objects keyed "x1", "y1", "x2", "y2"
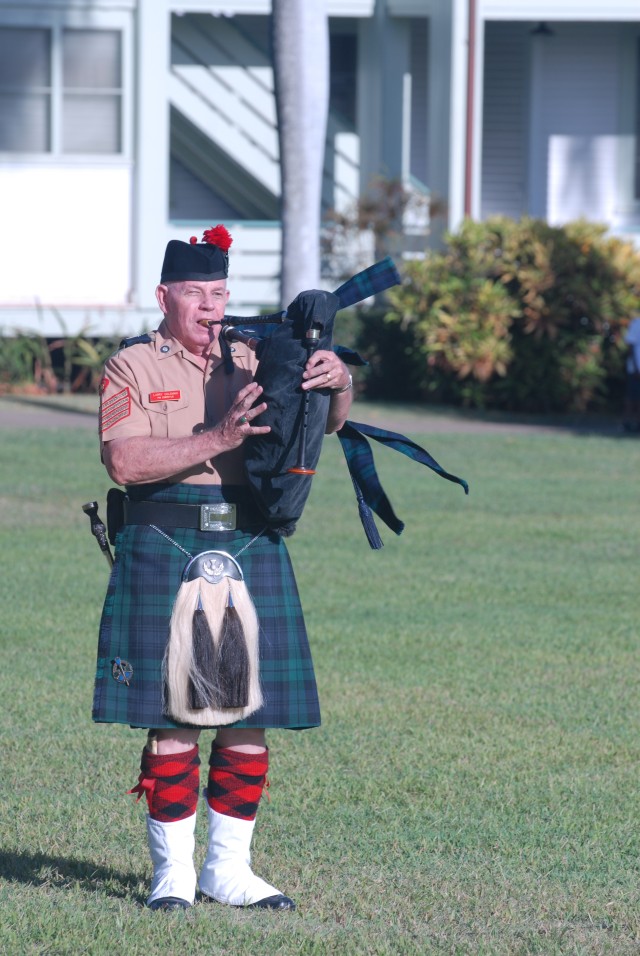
[{"x1": 152, "y1": 526, "x2": 265, "y2": 727}]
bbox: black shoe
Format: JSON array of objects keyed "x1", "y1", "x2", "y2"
[
  {"x1": 148, "y1": 896, "x2": 191, "y2": 911},
  {"x1": 247, "y1": 894, "x2": 296, "y2": 911}
]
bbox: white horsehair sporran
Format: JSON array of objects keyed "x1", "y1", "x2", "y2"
[{"x1": 151, "y1": 525, "x2": 264, "y2": 727}]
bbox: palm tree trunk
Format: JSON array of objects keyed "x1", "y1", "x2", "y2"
[{"x1": 272, "y1": 0, "x2": 329, "y2": 306}]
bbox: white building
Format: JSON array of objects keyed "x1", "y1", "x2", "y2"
[{"x1": 1, "y1": 0, "x2": 640, "y2": 337}]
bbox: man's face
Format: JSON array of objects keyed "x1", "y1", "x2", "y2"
[{"x1": 155, "y1": 279, "x2": 230, "y2": 355}]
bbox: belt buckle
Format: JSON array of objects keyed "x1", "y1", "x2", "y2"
[{"x1": 200, "y1": 502, "x2": 237, "y2": 531}]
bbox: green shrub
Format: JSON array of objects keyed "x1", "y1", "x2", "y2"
[
  {"x1": 371, "y1": 217, "x2": 640, "y2": 412},
  {"x1": 0, "y1": 331, "x2": 49, "y2": 390},
  {"x1": 0, "y1": 323, "x2": 123, "y2": 395}
]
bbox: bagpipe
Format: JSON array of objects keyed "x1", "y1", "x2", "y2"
[{"x1": 215, "y1": 257, "x2": 469, "y2": 549}]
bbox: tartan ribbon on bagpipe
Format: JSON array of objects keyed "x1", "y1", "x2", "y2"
[
  {"x1": 222, "y1": 256, "x2": 401, "y2": 329},
  {"x1": 333, "y1": 260, "x2": 468, "y2": 548},
  {"x1": 332, "y1": 256, "x2": 401, "y2": 309},
  {"x1": 337, "y1": 420, "x2": 469, "y2": 550}
]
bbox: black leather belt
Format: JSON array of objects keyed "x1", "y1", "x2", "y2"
[{"x1": 123, "y1": 499, "x2": 260, "y2": 532}]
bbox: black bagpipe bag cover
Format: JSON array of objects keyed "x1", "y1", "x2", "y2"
[{"x1": 244, "y1": 289, "x2": 340, "y2": 535}]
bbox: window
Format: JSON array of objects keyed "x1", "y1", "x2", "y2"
[
  {"x1": 330, "y1": 31, "x2": 357, "y2": 126},
  {"x1": 0, "y1": 26, "x2": 122, "y2": 154},
  {"x1": 0, "y1": 28, "x2": 51, "y2": 151}
]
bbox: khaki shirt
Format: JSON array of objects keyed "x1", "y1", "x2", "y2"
[{"x1": 99, "y1": 321, "x2": 258, "y2": 484}]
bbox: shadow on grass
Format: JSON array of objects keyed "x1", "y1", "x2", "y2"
[
  {"x1": 348, "y1": 400, "x2": 628, "y2": 438},
  {"x1": 0, "y1": 849, "x2": 144, "y2": 904},
  {"x1": 0, "y1": 395, "x2": 95, "y2": 416}
]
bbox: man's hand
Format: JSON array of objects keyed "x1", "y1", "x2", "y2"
[
  {"x1": 299, "y1": 349, "x2": 353, "y2": 434},
  {"x1": 301, "y1": 350, "x2": 350, "y2": 392},
  {"x1": 213, "y1": 381, "x2": 271, "y2": 451}
]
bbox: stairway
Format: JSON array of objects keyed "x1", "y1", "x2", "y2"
[{"x1": 170, "y1": 13, "x2": 359, "y2": 219}]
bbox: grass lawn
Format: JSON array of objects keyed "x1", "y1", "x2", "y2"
[{"x1": 0, "y1": 405, "x2": 638, "y2": 955}]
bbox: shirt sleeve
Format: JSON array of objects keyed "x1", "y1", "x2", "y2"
[{"x1": 99, "y1": 351, "x2": 152, "y2": 442}]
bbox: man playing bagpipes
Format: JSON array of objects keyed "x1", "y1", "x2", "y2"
[
  {"x1": 92, "y1": 225, "x2": 468, "y2": 913},
  {"x1": 92, "y1": 226, "x2": 355, "y2": 912}
]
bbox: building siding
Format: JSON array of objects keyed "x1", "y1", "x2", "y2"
[
  {"x1": 531, "y1": 22, "x2": 620, "y2": 224},
  {"x1": 481, "y1": 21, "x2": 529, "y2": 220}
]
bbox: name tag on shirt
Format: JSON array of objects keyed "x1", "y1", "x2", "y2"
[{"x1": 149, "y1": 390, "x2": 181, "y2": 402}]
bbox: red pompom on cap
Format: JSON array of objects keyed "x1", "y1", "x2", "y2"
[
  {"x1": 189, "y1": 236, "x2": 198, "y2": 244},
  {"x1": 202, "y1": 224, "x2": 233, "y2": 252}
]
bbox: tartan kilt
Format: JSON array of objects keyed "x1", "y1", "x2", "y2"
[{"x1": 92, "y1": 483, "x2": 320, "y2": 731}]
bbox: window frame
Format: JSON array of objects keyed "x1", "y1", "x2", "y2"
[{"x1": 0, "y1": 6, "x2": 132, "y2": 163}]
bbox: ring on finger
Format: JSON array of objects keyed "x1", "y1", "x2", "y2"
[
  {"x1": 238, "y1": 415, "x2": 248, "y2": 425},
  {"x1": 326, "y1": 372, "x2": 331, "y2": 382}
]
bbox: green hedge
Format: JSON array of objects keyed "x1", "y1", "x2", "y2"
[{"x1": 360, "y1": 217, "x2": 640, "y2": 413}]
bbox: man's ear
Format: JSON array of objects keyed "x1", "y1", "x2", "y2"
[{"x1": 155, "y1": 284, "x2": 168, "y2": 313}]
